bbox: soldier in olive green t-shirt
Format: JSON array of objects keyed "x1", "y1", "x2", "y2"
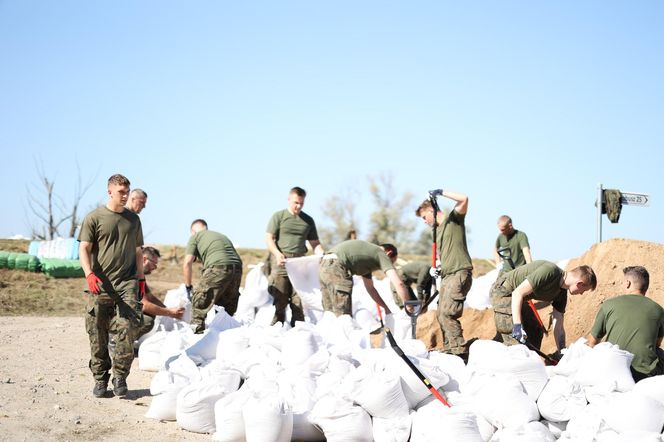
[
  {"x1": 319, "y1": 240, "x2": 410, "y2": 317},
  {"x1": 183, "y1": 219, "x2": 242, "y2": 333},
  {"x1": 491, "y1": 260, "x2": 597, "y2": 351},
  {"x1": 416, "y1": 190, "x2": 473, "y2": 356},
  {"x1": 78, "y1": 174, "x2": 144, "y2": 398},
  {"x1": 265, "y1": 187, "x2": 323, "y2": 326},
  {"x1": 390, "y1": 261, "x2": 433, "y2": 307},
  {"x1": 587, "y1": 266, "x2": 664, "y2": 381},
  {"x1": 493, "y1": 215, "x2": 532, "y2": 274}
]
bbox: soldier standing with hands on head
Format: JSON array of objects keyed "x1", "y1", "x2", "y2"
[{"x1": 79, "y1": 174, "x2": 145, "y2": 398}]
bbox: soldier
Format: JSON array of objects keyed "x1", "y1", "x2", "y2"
[
  {"x1": 490, "y1": 260, "x2": 597, "y2": 350},
  {"x1": 493, "y1": 215, "x2": 532, "y2": 274},
  {"x1": 183, "y1": 219, "x2": 242, "y2": 334},
  {"x1": 319, "y1": 240, "x2": 410, "y2": 316},
  {"x1": 79, "y1": 173, "x2": 145, "y2": 398},
  {"x1": 265, "y1": 186, "x2": 323, "y2": 326},
  {"x1": 390, "y1": 261, "x2": 433, "y2": 308},
  {"x1": 134, "y1": 246, "x2": 185, "y2": 341},
  {"x1": 415, "y1": 189, "x2": 473, "y2": 356},
  {"x1": 126, "y1": 188, "x2": 147, "y2": 214},
  {"x1": 586, "y1": 266, "x2": 664, "y2": 381}
]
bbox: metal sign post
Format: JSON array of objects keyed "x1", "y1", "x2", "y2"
[{"x1": 596, "y1": 184, "x2": 650, "y2": 244}]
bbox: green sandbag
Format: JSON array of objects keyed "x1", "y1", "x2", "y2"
[
  {"x1": 7, "y1": 253, "x2": 18, "y2": 269},
  {"x1": 27, "y1": 255, "x2": 41, "y2": 272},
  {"x1": 14, "y1": 253, "x2": 30, "y2": 271},
  {"x1": 40, "y1": 258, "x2": 84, "y2": 278},
  {"x1": 0, "y1": 251, "x2": 9, "y2": 268}
]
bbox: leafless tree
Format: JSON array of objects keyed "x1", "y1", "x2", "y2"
[{"x1": 319, "y1": 187, "x2": 360, "y2": 248}]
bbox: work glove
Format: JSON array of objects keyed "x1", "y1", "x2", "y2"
[
  {"x1": 511, "y1": 323, "x2": 527, "y2": 344},
  {"x1": 428, "y1": 188, "x2": 443, "y2": 197},
  {"x1": 185, "y1": 285, "x2": 193, "y2": 300},
  {"x1": 429, "y1": 266, "x2": 441, "y2": 278},
  {"x1": 138, "y1": 279, "x2": 146, "y2": 297},
  {"x1": 86, "y1": 273, "x2": 102, "y2": 294}
]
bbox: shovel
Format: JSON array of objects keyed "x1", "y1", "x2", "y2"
[{"x1": 404, "y1": 299, "x2": 423, "y2": 339}]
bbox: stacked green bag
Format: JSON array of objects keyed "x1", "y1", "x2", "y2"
[
  {"x1": 7, "y1": 253, "x2": 18, "y2": 269},
  {"x1": 40, "y1": 258, "x2": 85, "y2": 278},
  {"x1": 0, "y1": 251, "x2": 9, "y2": 268}
]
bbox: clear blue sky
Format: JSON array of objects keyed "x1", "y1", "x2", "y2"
[{"x1": 1, "y1": 1, "x2": 662, "y2": 262}]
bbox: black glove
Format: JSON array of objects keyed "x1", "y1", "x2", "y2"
[
  {"x1": 428, "y1": 189, "x2": 443, "y2": 197},
  {"x1": 511, "y1": 323, "x2": 527, "y2": 344},
  {"x1": 185, "y1": 285, "x2": 193, "y2": 300}
]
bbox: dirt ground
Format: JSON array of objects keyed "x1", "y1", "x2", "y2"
[{"x1": 0, "y1": 238, "x2": 662, "y2": 440}]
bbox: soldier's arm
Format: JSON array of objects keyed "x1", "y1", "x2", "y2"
[
  {"x1": 522, "y1": 246, "x2": 533, "y2": 264},
  {"x1": 552, "y1": 308, "x2": 565, "y2": 350},
  {"x1": 362, "y1": 276, "x2": 391, "y2": 315},
  {"x1": 183, "y1": 254, "x2": 195, "y2": 287},
  {"x1": 511, "y1": 279, "x2": 534, "y2": 325},
  {"x1": 136, "y1": 246, "x2": 144, "y2": 280},
  {"x1": 309, "y1": 239, "x2": 324, "y2": 255},
  {"x1": 79, "y1": 241, "x2": 94, "y2": 276},
  {"x1": 265, "y1": 232, "x2": 285, "y2": 266}
]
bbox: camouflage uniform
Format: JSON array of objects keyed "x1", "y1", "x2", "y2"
[
  {"x1": 268, "y1": 253, "x2": 304, "y2": 324},
  {"x1": 191, "y1": 264, "x2": 242, "y2": 333},
  {"x1": 78, "y1": 206, "x2": 143, "y2": 384},
  {"x1": 319, "y1": 257, "x2": 354, "y2": 316},
  {"x1": 435, "y1": 210, "x2": 474, "y2": 355},
  {"x1": 489, "y1": 260, "x2": 567, "y2": 349}
]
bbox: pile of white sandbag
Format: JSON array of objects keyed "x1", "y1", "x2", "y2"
[{"x1": 136, "y1": 263, "x2": 664, "y2": 441}]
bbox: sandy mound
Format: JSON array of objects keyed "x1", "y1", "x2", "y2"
[{"x1": 419, "y1": 238, "x2": 664, "y2": 354}]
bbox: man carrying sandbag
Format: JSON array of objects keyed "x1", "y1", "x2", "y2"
[
  {"x1": 183, "y1": 219, "x2": 242, "y2": 334},
  {"x1": 490, "y1": 261, "x2": 597, "y2": 351},
  {"x1": 79, "y1": 173, "x2": 145, "y2": 398},
  {"x1": 586, "y1": 266, "x2": 664, "y2": 381}
]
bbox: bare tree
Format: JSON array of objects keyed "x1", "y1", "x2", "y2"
[
  {"x1": 366, "y1": 172, "x2": 417, "y2": 252},
  {"x1": 319, "y1": 187, "x2": 360, "y2": 248},
  {"x1": 25, "y1": 159, "x2": 97, "y2": 240}
]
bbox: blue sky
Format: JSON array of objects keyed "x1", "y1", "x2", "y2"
[{"x1": 1, "y1": 1, "x2": 662, "y2": 262}]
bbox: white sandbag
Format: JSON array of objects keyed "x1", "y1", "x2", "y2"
[
  {"x1": 599, "y1": 390, "x2": 664, "y2": 433},
  {"x1": 541, "y1": 419, "x2": 567, "y2": 438},
  {"x1": 145, "y1": 384, "x2": 184, "y2": 421},
  {"x1": 549, "y1": 337, "x2": 592, "y2": 377},
  {"x1": 372, "y1": 414, "x2": 412, "y2": 442},
  {"x1": 176, "y1": 373, "x2": 241, "y2": 434},
  {"x1": 354, "y1": 307, "x2": 379, "y2": 331},
  {"x1": 467, "y1": 340, "x2": 548, "y2": 400},
  {"x1": 489, "y1": 421, "x2": 556, "y2": 442},
  {"x1": 632, "y1": 374, "x2": 664, "y2": 406},
  {"x1": 280, "y1": 327, "x2": 319, "y2": 368},
  {"x1": 473, "y1": 379, "x2": 540, "y2": 429},
  {"x1": 386, "y1": 352, "x2": 450, "y2": 409},
  {"x1": 240, "y1": 263, "x2": 270, "y2": 308},
  {"x1": 561, "y1": 402, "x2": 608, "y2": 441},
  {"x1": 216, "y1": 326, "x2": 250, "y2": 365},
  {"x1": 537, "y1": 375, "x2": 587, "y2": 422},
  {"x1": 138, "y1": 330, "x2": 168, "y2": 372},
  {"x1": 212, "y1": 388, "x2": 251, "y2": 442},
  {"x1": 162, "y1": 327, "x2": 198, "y2": 368},
  {"x1": 186, "y1": 310, "x2": 240, "y2": 363},
  {"x1": 411, "y1": 401, "x2": 483, "y2": 442},
  {"x1": 350, "y1": 369, "x2": 409, "y2": 419},
  {"x1": 309, "y1": 395, "x2": 373, "y2": 442},
  {"x1": 285, "y1": 255, "x2": 324, "y2": 322},
  {"x1": 253, "y1": 304, "x2": 276, "y2": 327},
  {"x1": 165, "y1": 352, "x2": 202, "y2": 385},
  {"x1": 596, "y1": 430, "x2": 663, "y2": 442},
  {"x1": 163, "y1": 284, "x2": 193, "y2": 324},
  {"x1": 464, "y1": 268, "x2": 497, "y2": 310},
  {"x1": 242, "y1": 395, "x2": 293, "y2": 442},
  {"x1": 428, "y1": 351, "x2": 470, "y2": 393},
  {"x1": 574, "y1": 342, "x2": 635, "y2": 392}
]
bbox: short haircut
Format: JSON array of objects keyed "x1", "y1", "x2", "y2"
[
  {"x1": 623, "y1": 266, "x2": 649, "y2": 293},
  {"x1": 191, "y1": 219, "x2": 208, "y2": 229},
  {"x1": 569, "y1": 265, "x2": 598, "y2": 291},
  {"x1": 381, "y1": 243, "x2": 398, "y2": 258},
  {"x1": 131, "y1": 188, "x2": 148, "y2": 199},
  {"x1": 415, "y1": 199, "x2": 433, "y2": 217},
  {"x1": 498, "y1": 215, "x2": 512, "y2": 224},
  {"x1": 108, "y1": 174, "x2": 130, "y2": 187},
  {"x1": 289, "y1": 186, "x2": 307, "y2": 198},
  {"x1": 142, "y1": 246, "x2": 161, "y2": 259}
]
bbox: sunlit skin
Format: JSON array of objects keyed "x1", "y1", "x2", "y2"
[
  {"x1": 107, "y1": 184, "x2": 130, "y2": 213},
  {"x1": 128, "y1": 195, "x2": 147, "y2": 214},
  {"x1": 497, "y1": 220, "x2": 514, "y2": 236},
  {"x1": 287, "y1": 193, "x2": 305, "y2": 216}
]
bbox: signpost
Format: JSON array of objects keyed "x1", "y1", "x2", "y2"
[{"x1": 596, "y1": 184, "x2": 650, "y2": 243}]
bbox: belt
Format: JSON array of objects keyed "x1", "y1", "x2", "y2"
[{"x1": 322, "y1": 253, "x2": 338, "y2": 260}]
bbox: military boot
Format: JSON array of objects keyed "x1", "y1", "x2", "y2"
[
  {"x1": 92, "y1": 380, "x2": 108, "y2": 398},
  {"x1": 112, "y1": 377, "x2": 128, "y2": 397}
]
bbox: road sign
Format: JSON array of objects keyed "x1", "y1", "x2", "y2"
[{"x1": 620, "y1": 192, "x2": 650, "y2": 207}]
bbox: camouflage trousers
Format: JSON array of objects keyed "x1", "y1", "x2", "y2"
[
  {"x1": 268, "y1": 254, "x2": 304, "y2": 326},
  {"x1": 191, "y1": 264, "x2": 242, "y2": 333},
  {"x1": 319, "y1": 258, "x2": 353, "y2": 317},
  {"x1": 135, "y1": 312, "x2": 155, "y2": 342},
  {"x1": 490, "y1": 275, "x2": 544, "y2": 349},
  {"x1": 437, "y1": 269, "x2": 473, "y2": 354},
  {"x1": 85, "y1": 279, "x2": 142, "y2": 382}
]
